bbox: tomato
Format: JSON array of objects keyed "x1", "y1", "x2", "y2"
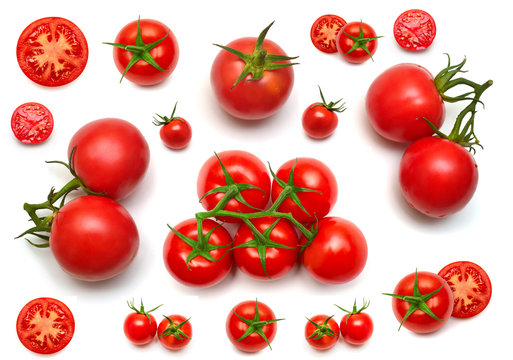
[
  {"x1": 310, "y1": 14, "x2": 347, "y2": 53},
  {"x1": 233, "y1": 217, "x2": 298, "y2": 281},
  {"x1": 394, "y1": 9, "x2": 436, "y2": 51},
  {"x1": 438, "y1": 261, "x2": 492, "y2": 318},
  {"x1": 197, "y1": 150, "x2": 270, "y2": 223},
  {"x1": 366, "y1": 63, "x2": 445, "y2": 143},
  {"x1": 16, "y1": 17, "x2": 88, "y2": 87},
  {"x1": 106, "y1": 18, "x2": 179, "y2": 85},
  {"x1": 50, "y1": 195, "x2": 139, "y2": 281},
  {"x1": 336, "y1": 300, "x2": 373, "y2": 345},
  {"x1": 11, "y1": 102, "x2": 54, "y2": 144},
  {"x1": 158, "y1": 315, "x2": 192, "y2": 350},
  {"x1": 153, "y1": 102, "x2": 192, "y2": 150},
  {"x1": 211, "y1": 23, "x2": 296, "y2": 120},
  {"x1": 304, "y1": 315, "x2": 339, "y2": 350},
  {"x1": 124, "y1": 299, "x2": 162, "y2": 345},
  {"x1": 271, "y1": 158, "x2": 337, "y2": 224},
  {"x1": 386, "y1": 271, "x2": 454, "y2": 334},
  {"x1": 302, "y1": 87, "x2": 345, "y2": 139},
  {"x1": 336, "y1": 21, "x2": 380, "y2": 64},
  {"x1": 16, "y1": 297, "x2": 74, "y2": 354},
  {"x1": 399, "y1": 137, "x2": 478, "y2": 218},
  {"x1": 301, "y1": 217, "x2": 367, "y2": 285},
  {"x1": 68, "y1": 118, "x2": 150, "y2": 200},
  {"x1": 226, "y1": 300, "x2": 281, "y2": 353},
  {"x1": 163, "y1": 218, "x2": 233, "y2": 288}
]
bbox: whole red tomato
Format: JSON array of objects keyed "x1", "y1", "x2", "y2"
[
  {"x1": 197, "y1": 150, "x2": 270, "y2": 223},
  {"x1": 366, "y1": 63, "x2": 445, "y2": 143},
  {"x1": 304, "y1": 314, "x2": 339, "y2": 350},
  {"x1": 157, "y1": 315, "x2": 192, "y2": 350},
  {"x1": 302, "y1": 87, "x2": 345, "y2": 139},
  {"x1": 153, "y1": 102, "x2": 192, "y2": 150},
  {"x1": 50, "y1": 196, "x2": 139, "y2": 281},
  {"x1": 233, "y1": 217, "x2": 298, "y2": 281},
  {"x1": 68, "y1": 118, "x2": 150, "y2": 200},
  {"x1": 399, "y1": 137, "x2": 478, "y2": 218},
  {"x1": 163, "y1": 218, "x2": 233, "y2": 288},
  {"x1": 336, "y1": 21, "x2": 380, "y2": 63},
  {"x1": 271, "y1": 158, "x2": 337, "y2": 224},
  {"x1": 336, "y1": 300, "x2": 373, "y2": 345},
  {"x1": 123, "y1": 299, "x2": 162, "y2": 345},
  {"x1": 301, "y1": 217, "x2": 367, "y2": 285}
]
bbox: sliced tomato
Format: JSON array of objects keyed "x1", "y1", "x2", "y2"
[
  {"x1": 438, "y1": 261, "x2": 492, "y2": 318},
  {"x1": 11, "y1": 102, "x2": 54, "y2": 144},
  {"x1": 16, "y1": 297, "x2": 75, "y2": 354},
  {"x1": 16, "y1": 17, "x2": 88, "y2": 86},
  {"x1": 393, "y1": 9, "x2": 436, "y2": 51},
  {"x1": 310, "y1": 14, "x2": 347, "y2": 53}
]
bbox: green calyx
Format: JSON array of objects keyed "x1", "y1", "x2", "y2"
[
  {"x1": 305, "y1": 315, "x2": 337, "y2": 340},
  {"x1": 310, "y1": 86, "x2": 346, "y2": 113},
  {"x1": 383, "y1": 270, "x2": 445, "y2": 331},
  {"x1": 159, "y1": 315, "x2": 191, "y2": 339},
  {"x1": 153, "y1": 102, "x2": 185, "y2": 126},
  {"x1": 104, "y1": 16, "x2": 170, "y2": 83},
  {"x1": 213, "y1": 21, "x2": 298, "y2": 88},
  {"x1": 343, "y1": 21, "x2": 383, "y2": 61},
  {"x1": 334, "y1": 298, "x2": 370, "y2": 324},
  {"x1": 127, "y1": 298, "x2": 163, "y2": 324}
]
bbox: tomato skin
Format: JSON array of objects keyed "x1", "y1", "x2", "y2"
[
  {"x1": 336, "y1": 21, "x2": 378, "y2": 64},
  {"x1": 399, "y1": 137, "x2": 478, "y2": 218},
  {"x1": 226, "y1": 300, "x2": 277, "y2": 353},
  {"x1": 302, "y1": 103, "x2": 338, "y2": 139},
  {"x1": 163, "y1": 218, "x2": 233, "y2": 288},
  {"x1": 197, "y1": 150, "x2": 270, "y2": 223},
  {"x1": 68, "y1": 118, "x2": 150, "y2": 201},
  {"x1": 310, "y1": 14, "x2": 347, "y2": 53},
  {"x1": 272, "y1": 158, "x2": 337, "y2": 224},
  {"x1": 366, "y1": 63, "x2": 445, "y2": 143},
  {"x1": 158, "y1": 315, "x2": 192, "y2": 350},
  {"x1": 304, "y1": 315, "x2": 340, "y2": 350},
  {"x1": 301, "y1": 217, "x2": 367, "y2": 285},
  {"x1": 50, "y1": 195, "x2": 139, "y2": 281},
  {"x1": 233, "y1": 217, "x2": 298, "y2": 281},
  {"x1": 211, "y1": 37, "x2": 294, "y2": 120},
  {"x1": 124, "y1": 313, "x2": 157, "y2": 345},
  {"x1": 339, "y1": 313, "x2": 373, "y2": 345},
  {"x1": 16, "y1": 297, "x2": 75, "y2": 354},
  {"x1": 159, "y1": 118, "x2": 192, "y2": 149},
  {"x1": 438, "y1": 261, "x2": 492, "y2": 318},
  {"x1": 394, "y1": 9, "x2": 436, "y2": 51},
  {"x1": 11, "y1": 102, "x2": 54, "y2": 144},
  {"x1": 112, "y1": 19, "x2": 179, "y2": 86},
  {"x1": 391, "y1": 271, "x2": 453, "y2": 334}
]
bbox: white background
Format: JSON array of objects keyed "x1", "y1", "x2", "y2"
[{"x1": 1, "y1": 0, "x2": 511, "y2": 358}]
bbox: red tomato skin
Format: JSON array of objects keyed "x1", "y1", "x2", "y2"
[
  {"x1": 124, "y1": 313, "x2": 157, "y2": 345},
  {"x1": 392, "y1": 271, "x2": 454, "y2": 334},
  {"x1": 16, "y1": 297, "x2": 75, "y2": 354},
  {"x1": 50, "y1": 196, "x2": 139, "y2": 281},
  {"x1": 302, "y1": 104, "x2": 338, "y2": 139},
  {"x1": 233, "y1": 217, "x2": 298, "y2": 280},
  {"x1": 113, "y1": 19, "x2": 179, "y2": 86},
  {"x1": 305, "y1": 314, "x2": 340, "y2": 350},
  {"x1": 394, "y1": 9, "x2": 436, "y2": 51},
  {"x1": 339, "y1": 313, "x2": 373, "y2": 345},
  {"x1": 159, "y1": 118, "x2": 192, "y2": 149},
  {"x1": 211, "y1": 37, "x2": 294, "y2": 120},
  {"x1": 163, "y1": 218, "x2": 233, "y2": 288},
  {"x1": 301, "y1": 217, "x2": 367, "y2": 285},
  {"x1": 11, "y1": 102, "x2": 54, "y2": 144},
  {"x1": 226, "y1": 300, "x2": 277, "y2": 353},
  {"x1": 157, "y1": 315, "x2": 192, "y2": 350},
  {"x1": 366, "y1": 63, "x2": 445, "y2": 143},
  {"x1": 197, "y1": 150, "x2": 270, "y2": 223},
  {"x1": 336, "y1": 21, "x2": 378, "y2": 64},
  {"x1": 68, "y1": 118, "x2": 150, "y2": 200},
  {"x1": 310, "y1": 14, "x2": 347, "y2": 53},
  {"x1": 399, "y1": 137, "x2": 478, "y2": 218},
  {"x1": 271, "y1": 158, "x2": 337, "y2": 224}
]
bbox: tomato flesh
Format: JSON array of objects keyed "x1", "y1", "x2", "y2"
[
  {"x1": 11, "y1": 102, "x2": 54, "y2": 144},
  {"x1": 310, "y1": 15, "x2": 347, "y2": 53},
  {"x1": 394, "y1": 9, "x2": 436, "y2": 51}
]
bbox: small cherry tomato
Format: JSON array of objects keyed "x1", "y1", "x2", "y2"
[
  {"x1": 302, "y1": 86, "x2": 345, "y2": 139},
  {"x1": 123, "y1": 299, "x2": 162, "y2": 345},
  {"x1": 305, "y1": 314, "x2": 339, "y2": 350},
  {"x1": 310, "y1": 15, "x2": 347, "y2": 53},
  {"x1": 335, "y1": 299, "x2": 373, "y2": 345},
  {"x1": 394, "y1": 9, "x2": 436, "y2": 51},
  {"x1": 157, "y1": 315, "x2": 192, "y2": 350},
  {"x1": 336, "y1": 21, "x2": 381, "y2": 64},
  {"x1": 153, "y1": 102, "x2": 192, "y2": 150},
  {"x1": 11, "y1": 102, "x2": 54, "y2": 144}
]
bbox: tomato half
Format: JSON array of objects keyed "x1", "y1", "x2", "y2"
[
  {"x1": 310, "y1": 15, "x2": 347, "y2": 53},
  {"x1": 16, "y1": 17, "x2": 88, "y2": 86},
  {"x1": 394, "y1": 9, "x2": 436, "y2": 51},
  {"x1": 336, "y1": 21, "x2": 379, "y2": 64},
  {"x1": 16, "y1": 297, "x2": 75, "y2": 354},
  {"x1": 11, "y1": 102, "x2": 54, "y2": 144},
  {"x1": 438, "y1": 261, "x2": 492, "y2": 318},
  {"x1": 157, "y1": 315, "x2": 192, "y2": 350},
  {"x1": 305, "y1": 315, "x2": 339, "y2": 350}
]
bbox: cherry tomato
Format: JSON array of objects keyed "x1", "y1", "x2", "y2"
[
  {"x1": 336, "y1": 300, "x2": 373, "y2": 345},
  {"x1": 399, "y1": 137, "x2": 478, "y2": 218},
  {"x1": 16, "y1": 297, "x2": 74, "y2": 354},
  {"x1": 271, "y1": 158, "x2": 337, "y2": 224},
  {"x1": 366, "y1": 63, "x2": 445, "y2": 143},
  {"x1": 310, "y1": 14, "x2": 347, "y2": 53},
  {"x1": 153, "y1": 102, "x2": 192, "y2": 149},
  {"x1": 304, "y1": 314, "x2": 339, "y2": 350},
  {"x1": 394, "y1": 9, "x2": 436, "y2": 51},
  {"x1": 226, "y1": 300, "x2": 280, "y2": 353},
  {"x1": 123, "y1": 299, "x2": 162, "y2": 345},
  {"x1": 302, "y1": 87, "x2": 345, "y2": 139},
  {"x1": 163, "y1": 218, "x2": 233, "y2": 288},
  {"x1": 438, "y1": 261, "x2": 492, "y2": 318},
  {"x1": 158, "y1": 315, "x2": 192, "y2": 350},
  {"x1": 50, "y1": 195, "x2": 139, "y2": 281},
  {"x1": 197, "y1": 150, "x2": 270, "y2": 223},
  {"x1": 68, "y1": 118, "x2": 150, "y2": 200},
  {"x1": 233, "y1": 217, "x2": 298, "y2": 281},
  {"x1": 108, "y1": 18, "x2": 179, "y2": 85},
  {"x1": 16, "y1": 17, "x2": 88, "y2": 86},
  {"x1": 301, "y1": 217, "x2": 367, "y2": 285},
  {"x1": 11, "y1": 102, "x2": 54, "y2": 144},
  {"x1": 336, "y1": 21, "x2": 380, "y2": 64}
]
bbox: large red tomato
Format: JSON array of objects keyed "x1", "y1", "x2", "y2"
[
  {"x1": 50, "y1": 196, "x2": 139, "y2": 281},
  {"x1": 366, "y1": 63, "x2": 445, "y2": 143}
]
